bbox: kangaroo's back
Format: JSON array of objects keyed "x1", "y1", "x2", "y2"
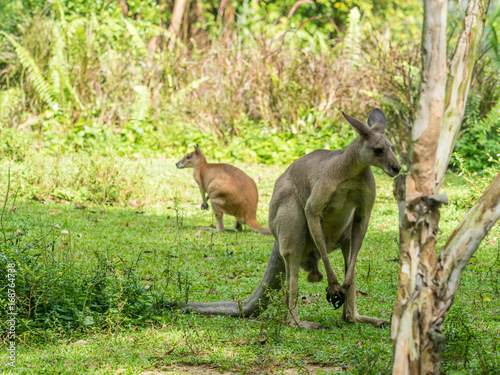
[{"x1": 202, "y1": 163, "x2": 259, "y2": 219}]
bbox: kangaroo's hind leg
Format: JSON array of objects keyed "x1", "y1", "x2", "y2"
[
  {"x1": 340, "y1": 235, "x2": 388, "y2": 327},
  {"x1": 209, "y1": 199, "x2": 225, "y2": 232},
  {"x1": 213, "y1": 210, "x2": 225, "y2": 232},
  {"x1": 270, "y1": 191, "x2": 326, "y2": 330}
]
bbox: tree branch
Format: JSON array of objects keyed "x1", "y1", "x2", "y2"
[
  {"x1": 435, "y1": 0, "x2": 490, "y2": 190},
  {"x1": 434, "y1": 172, "x2": 500, "y2": 323}
]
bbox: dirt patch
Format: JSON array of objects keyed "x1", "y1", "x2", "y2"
[{"x1": 140, "y1": 363, "x2": 343, "y2": 374}]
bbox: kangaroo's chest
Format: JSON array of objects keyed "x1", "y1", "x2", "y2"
[{"x1": 320, "y1": 183, "x2": 366, "y2": 238}]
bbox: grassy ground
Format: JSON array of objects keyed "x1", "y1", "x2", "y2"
[{"x1": 0, "y1": 154, "x2": 499, "y2": 374}]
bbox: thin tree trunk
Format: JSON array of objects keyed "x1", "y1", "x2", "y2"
[
  {"x1": 391, "y1": 0, "x2": 448, "y2": 373},
  {"x1": 406, "y1": 0, "x2": 448, "y2": 198},
  {"x1": 181, "y1": 0, "x2": 191, "y2": 44},
  {"x1": 392, "y1": 0, "x2": 495, "y2": 373},
  {"x1": 119, "y1": 0, "x2": 128, "y2": 17},
  {"x1": 435, "y1": 0, "x2": 490, "y2": 190},
  {"x1": 168, "y1": 0, "x2": 189, "y2": 48}
]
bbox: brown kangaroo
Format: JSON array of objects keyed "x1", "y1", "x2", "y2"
[
  {"x1": 181, "y1": 109, "x2": 401, "y2": 329},
  {"x1": 176, "y1": 145, "x2": 271, "y2": 235}
]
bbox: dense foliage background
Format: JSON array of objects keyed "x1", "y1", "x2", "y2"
[{"x1": 0, "y1": 0, "x2": 498, "y2": 169}]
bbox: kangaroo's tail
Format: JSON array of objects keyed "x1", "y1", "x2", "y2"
[
  {"x1": 245, "y1": 217, "x2": 272, "y2": 235},
  {"x1": 186, "y1": 240, "x2": 284, "y2": 317}
]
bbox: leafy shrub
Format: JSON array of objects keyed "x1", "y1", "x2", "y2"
[
  {"x1": 0, "y1": 225, "x2": 172, "y2": 341},
  {"x1": 2, "y1": 152, "x2": 154, "y2": 205},
  {"x1": 454, "y1": 93, "x2": 500, "y2": 172}
]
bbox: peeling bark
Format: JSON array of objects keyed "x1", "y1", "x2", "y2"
[
  {"x1": 408, "y1": 0, "x2": 447, "y2": 197},
  {"x1": 435, "y1": 0, "x2": 490, "y2": 190},
  {"x1": 392, "y1": 1, "x2": 497, "y2": 374},
  {"x1": 434, "y1": 173, "x2": 500, "y2": 322},
  {"x1": 392, "y1": 177, "x2": 444, "y2": 374}
]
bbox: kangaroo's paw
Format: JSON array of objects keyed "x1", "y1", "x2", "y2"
[
  {"x1": 342, "y1": 314, "x2": 390, "y2": 328},
  {"x1": 326, "y1": 284, "x2": 347, "y2": 309},
  {"x1": 201, "y1": 202, "x2": 209, "y2": 210}
]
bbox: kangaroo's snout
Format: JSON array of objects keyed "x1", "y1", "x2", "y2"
[
  {"x1": 385, "y1": 163, "x2": 401, "y2": 177},
  {"x1": 176, "y1": 161, "x2": 182, "y2": 168},
  {"x1": 391, "y1": 165, "x2": 401, "y2": 175}
]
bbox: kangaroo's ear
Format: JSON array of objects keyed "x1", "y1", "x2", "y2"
[
  {"x1": 367, "y1": 108, "x2": 386, "y2": 133},
  {"x1": 342, "y1": 111, "x2": 372, "y2": 137},
  {"x1": 194, "y1": 144, "x2": 202, "y2": 155}
]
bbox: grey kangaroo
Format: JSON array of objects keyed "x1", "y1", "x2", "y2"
[
  {"x1": 176, "y1": 145, "x2": 271, "y2": 235},
  {"x1": 184, "y1": 109, "x2": 401, "y2": 329}
]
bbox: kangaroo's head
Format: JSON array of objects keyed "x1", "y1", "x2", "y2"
[
  {"x1": 175, "y1": 144, "x2": 205, "y2": 169},
  {"x1": 342, "y1": 108, "x2": 401, "y2": 177}
]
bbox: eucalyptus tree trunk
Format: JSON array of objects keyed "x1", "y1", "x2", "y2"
[
  {"x1": 168, "y1": 0, "x2": 188, "y2": 49},
  {"x1": 119, "y1": 0, "x2": 128, "y2": 17},
  {"x1": 391, "y1": 1, "x2": 448, "y2": 373},
  {"x1": 435, "y1": 0, "x2": 490, "y2": 189},
  {"x1": 391, "y1": 0, "x2": 496, "y2": 374}
]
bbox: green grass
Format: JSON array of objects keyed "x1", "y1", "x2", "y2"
[{"x1": 0, "y1": 154, "x2": 499, "y2": 374}]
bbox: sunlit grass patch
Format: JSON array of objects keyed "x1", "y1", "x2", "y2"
[{"x1": 0, "y1": 155, "x2": 498, "y2": 374}]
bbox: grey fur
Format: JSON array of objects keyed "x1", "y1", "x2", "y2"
[{"x1": 184, "y1": 108, "x2": 401, "y2": 329}]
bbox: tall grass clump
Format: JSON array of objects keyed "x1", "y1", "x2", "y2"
[{"x1": 0, "y1": 219, "x2": 183, "y2": 342}]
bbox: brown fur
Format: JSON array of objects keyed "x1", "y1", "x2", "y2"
[{"x1": 176, "y1": 145, "x2": 271, "y2": 235}]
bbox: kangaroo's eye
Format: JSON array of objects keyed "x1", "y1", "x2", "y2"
[
  {"x1": 186, "y1": 155, "x2": 191, "y2": 160},
  {"x1": 373, "y1": 148, "x2": 383, "y2": 155}
]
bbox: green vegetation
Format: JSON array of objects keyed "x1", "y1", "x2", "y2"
[
  {"x1": 0, "y1": 0, "x2": 499, "y2": 373},
  {"x1": 0, "y1": 1, "x2": 498, "y2": 168},
  {"x1": 0, "y1": 154, "x2": 499, "y2": 374}
]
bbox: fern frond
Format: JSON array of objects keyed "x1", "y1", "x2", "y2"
[
  {"x1": 1, "y1": 31, "x2": 58, "y2": 110},
  {"x1": 479, "y1": 99, "x2": 500, "y2": 129},
  {"x1": 67, "y1": 18, "x2": 87, "y2": 39},
  {"x1": 344, "y1": 8, "x2": 362, "y2": 66},
  {"x1": 131, "y1": 85, "x2": 151, "y2": 123},
  {"x1": 123, "y1": 19, "x2": 149, "y2": 58},
  {"x1": 48, "y1": 22, "x2": 84, "y2": 110}
]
